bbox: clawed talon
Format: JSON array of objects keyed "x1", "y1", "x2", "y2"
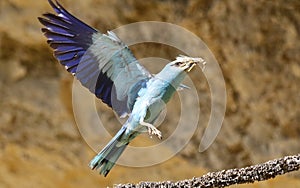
[
  {"x1": 148, "y1": 126, "x2": 162, "y2": 139},
  {"x1": 140, "y1": 121, "x2": 162, "y2": 139}
]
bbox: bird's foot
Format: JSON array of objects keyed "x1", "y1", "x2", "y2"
[{"x1": 140, "y1": 122, "x2": 162, "y2": 139}]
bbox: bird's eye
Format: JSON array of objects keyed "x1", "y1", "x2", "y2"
[{"x1": 175, "y1": 62, "x2": 183, "y2": 66}]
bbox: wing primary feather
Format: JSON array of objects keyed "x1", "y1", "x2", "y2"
[
  {"x1": 42, "y1": 28, "x2": 75, "y2": 38},
  {"x1": 41, "y1": 13, "x2": 72, "y2": 25},
  {"x1": 38, "y1": 17, "x2": 70, "y2": 31}
]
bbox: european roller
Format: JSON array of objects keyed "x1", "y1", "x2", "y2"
[{"x1": 39, "y1": 0, "x2": 205, "y2": 176}]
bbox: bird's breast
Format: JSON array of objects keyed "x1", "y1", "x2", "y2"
[{"x1": 130, "y1": 77, "x2": 178, "y2": 125}]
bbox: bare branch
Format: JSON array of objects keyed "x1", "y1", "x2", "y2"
[{"x1": 114, "y1": 154, "x2": 300, "y2": 188}]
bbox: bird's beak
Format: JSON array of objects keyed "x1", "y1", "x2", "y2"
[
  {"x1": 188, "y1": 57, "x2": 206, "y2": 72},
  {"x1": 186, "y1": 62, "x2": 197, "y2": 72},
  {"x1": 175, "y1": 56, "x2": 206, "y2": 72}
]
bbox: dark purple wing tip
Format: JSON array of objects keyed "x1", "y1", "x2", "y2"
[
  {"x1": 38, "y1": 0, "x2": 98, "y2": 74},
  {"x1": 38, "y1": 0, "x2": 117, "y2": 108}
]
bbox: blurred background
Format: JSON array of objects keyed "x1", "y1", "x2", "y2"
[{"x1": 0, "y1": 0, "x2": 299, "y2": 187}]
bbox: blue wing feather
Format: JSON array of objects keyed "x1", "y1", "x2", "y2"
[
  {"x1": 39, "y1": 14, "x2": 72, "y2": 29},
  {"x1": 61, "y1": 56, "x2": 80, "y2": 67},
  {"x1": 39, "y1": 0, "x2": 151, "y2": 116}
]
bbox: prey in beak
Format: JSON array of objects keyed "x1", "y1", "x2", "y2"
[
  {"x1": 186, "y1": 62, "x2": 197, "y2": 72},
  {"x1": 173, "y1": 55, "x2": 206, "y2": 72}
]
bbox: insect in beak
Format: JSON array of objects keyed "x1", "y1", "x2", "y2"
[{"x1": 186, "y1": 63, "x2": 197, "y2": 72}]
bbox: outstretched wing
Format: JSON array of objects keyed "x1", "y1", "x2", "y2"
[{"x1": 38, "y1": 0, "x2": 151, "y2": 117}]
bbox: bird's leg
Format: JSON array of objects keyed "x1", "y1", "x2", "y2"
[{"x1": 140, "y1": 121, "x2": 162, "y2": 139}]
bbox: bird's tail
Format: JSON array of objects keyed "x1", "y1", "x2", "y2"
[{"x1": 89, "y1": 126, "x2": 128, "y2": 177}]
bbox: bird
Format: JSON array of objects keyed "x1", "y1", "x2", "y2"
[{"x1": 38, "y1": 0, "x2": 205, "y2": 177}]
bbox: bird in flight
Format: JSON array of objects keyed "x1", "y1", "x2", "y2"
[{"x1": 38, "y1": 0, "x2": 205, "y2": 177}]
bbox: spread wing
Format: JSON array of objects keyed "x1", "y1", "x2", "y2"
[{"x1": 38, "y1": 0, "x2": 151, "y2": 117}]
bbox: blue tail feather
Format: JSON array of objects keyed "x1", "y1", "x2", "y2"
[{"x1": 89, "y1": 126, "x2": 128, "y2": 177}]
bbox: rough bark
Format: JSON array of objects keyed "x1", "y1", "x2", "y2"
[{"x1": 115, "y1": 154, "x2": 300, "y2": 188}]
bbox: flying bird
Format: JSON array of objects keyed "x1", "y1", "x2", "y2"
[{"x1": 38, "y1": 0, "x2": 205, "y2": 176}]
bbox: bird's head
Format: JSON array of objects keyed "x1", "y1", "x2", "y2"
[
  {"x1": 157, "y1": 55, "x2": 206, "y2": 87},
  {"x1": 171, "y1": 55, "x2": 206, "y2": 73}
]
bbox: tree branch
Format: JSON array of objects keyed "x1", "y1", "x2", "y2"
[{"x1": 114, "y1": 154, "x2": 300, "y2": 188}]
